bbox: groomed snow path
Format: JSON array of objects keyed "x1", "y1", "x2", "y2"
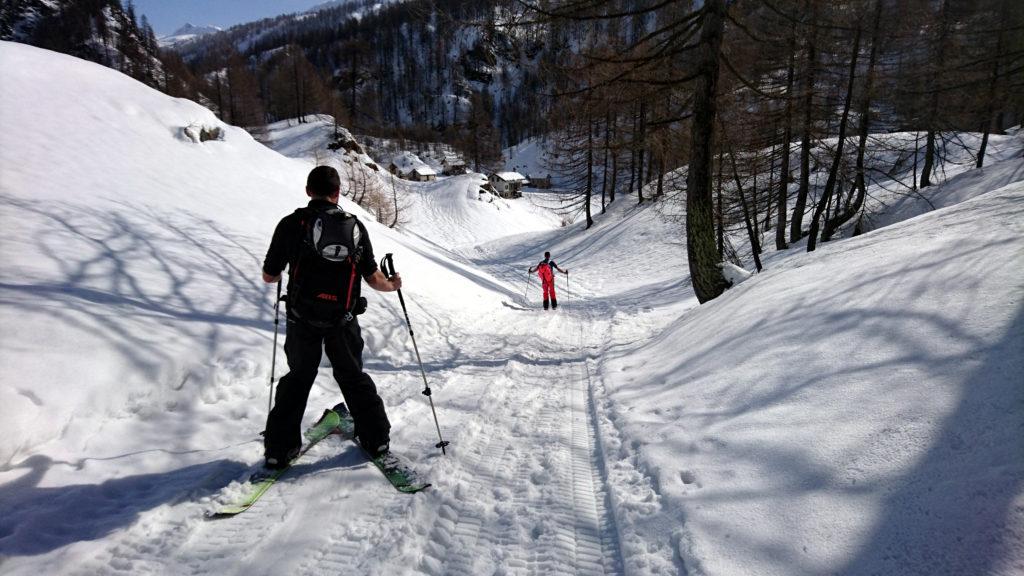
[{"x1": 36, "y1": 290, "x2": 633, "y2": 576}]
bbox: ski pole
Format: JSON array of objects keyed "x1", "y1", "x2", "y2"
[
  {"x1": 268, "y1": 280, "x2": 283, "y2": 416},
  {"x1": 380, "y1": 253, "x2": 450, "y2": 455},
  {"x1": 523, "y1": 268, "x2": 532, "y2": 299},
  {"x1": 565, "y1": 270, "x2": 570, "y2": 308}
]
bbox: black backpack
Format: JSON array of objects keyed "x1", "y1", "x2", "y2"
[{"x1": 288, "y1": 206, "x2": 365, "y2": 327}]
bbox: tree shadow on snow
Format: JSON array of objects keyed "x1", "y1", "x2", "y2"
[
  {"x1": 0, "y1": 454, "x2": 249, "y2": 557},
  {"x1": 834, "y1": 303, "x2": 1024, "y2": 575},
  {"x1": 622, "y1": 237, "x2": 1024, "y2": 569},
  {"x1": 602, "y1": 194, "x2": 1024, "y2": 574},
  {"x1": 0, "y1": 194, "x2": 273, "y2": 383}
]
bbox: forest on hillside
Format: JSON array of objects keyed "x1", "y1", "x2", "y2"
[
  {"x1": 515, "y1": 0, "x2": 1023, "y2": 300},
  {"x1": 3, "y1": 0, "x2": 1021, "y2": 303}
]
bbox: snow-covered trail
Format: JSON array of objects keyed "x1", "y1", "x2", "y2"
[
  {"x1": 25, "y1": 247, "x2": 640, "y2": 576},
  {"x1": 414, "y1": 313, "x2": 621, "y2": 575},
  {"x1": 1, "y1": 41, "x2": 668, "y2": 574}
]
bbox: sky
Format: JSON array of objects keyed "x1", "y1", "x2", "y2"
[{"x1": 132, "y1": 0, "x2": 329, "y2": 36}]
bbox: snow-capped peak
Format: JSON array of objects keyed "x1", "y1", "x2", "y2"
[{"x1": 159, "y1": 23, "x2": 222, "y2": 47}]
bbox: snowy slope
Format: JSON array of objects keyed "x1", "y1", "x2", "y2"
[
  {"x1": 866, "y1": 135, "x2": 1024, "y2": 229},
  {"x1": 0, "y1": 39, "x2": 307, "y2": 467},
  {"x1": 0, "y1": 37, "x2": 516, "y2": 462},
  {"x1": 504, "y1": 137, "x2": 556, "y2": 182},
  {"x1": 474, "y1": 151, "x2": 1023, "y2": 574},
  {"x1": 263, "y1": 115, "x2": 358, "y2": 160},
  {"x1": 1, "y1": 40, "x2": 1022, "y2": 576},
  {"x1": 0, "y1": 40, "x2": 504, "y2": 567},
  {"x1": 400, "y1": 173, "x2": 562, "y2": 252},
  {"x1": 593, "y1": 182, "x2": 1024, "y2": 575}
]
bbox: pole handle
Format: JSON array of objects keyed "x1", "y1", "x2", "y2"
[{"x1": 381, "y1": 253, "x2": 397, "y2": 279}]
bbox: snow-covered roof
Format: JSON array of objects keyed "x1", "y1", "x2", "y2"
[
  {"x1": 413, "y1": 166, "x2": 437, "y2": 176},
  {"x1": 390, "y1": 151, "x2": 430, "y2": 175},
  {"x1": 491, "y1": 171, "x2": 526, "y2": 182}
]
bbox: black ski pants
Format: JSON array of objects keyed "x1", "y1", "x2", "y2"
[{"x1": 264, "y1": 316, "x2": 390, "y2": 460}]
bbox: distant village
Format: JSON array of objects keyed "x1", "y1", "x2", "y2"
[{"x1": 370, "y1": 139, "x2": 553, "y2": 199}]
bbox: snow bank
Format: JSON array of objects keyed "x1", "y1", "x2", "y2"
[
  {"x1": 0, "y1": 41, "x2": 496, "y2": 474},
  {"x1": 596, "y1": 181, "x2": 1024, "y2": 575},
  {"x1": 868, "y1": 151, "x2": 1024, "y2": 230},
  {"x1": 0, "y1": 40, "x2": 307, "y2": 468},
  {"x1": 401, "y1": 173, "x2": 561, "y2": 252}
]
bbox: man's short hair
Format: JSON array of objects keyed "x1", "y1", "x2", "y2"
[
  {"x1": 307, "y1": 165, "x2": 341, "y2": 197},
  {"x1": 544, "y1": 251, "x2": 550, "y2": 259}
]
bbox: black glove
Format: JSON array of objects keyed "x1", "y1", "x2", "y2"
[{"x1": 353, "y1": 296, "x2": 368, "y2": 316}]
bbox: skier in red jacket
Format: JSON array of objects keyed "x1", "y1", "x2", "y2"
[{"x1": 529, "y1": 252, "x2": 568, "y2": 310}]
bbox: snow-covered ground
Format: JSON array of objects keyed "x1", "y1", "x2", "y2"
[
  {"x1": 1, "y1": 40, "x2": 1022, "y2": 576},
  {"x1": 505, "y1": 137, "x2": 554, "y2": 182},
  {"x1": 399, "y1": 173, "x2": 562, "y2": 253}
]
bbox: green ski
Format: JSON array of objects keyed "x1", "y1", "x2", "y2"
[
  {"x1": 332, "y1": 403, "x2": 431, "y2": 494},
  {"x1": 206, "y1": 409, "x2": 342, "y2": 518}
]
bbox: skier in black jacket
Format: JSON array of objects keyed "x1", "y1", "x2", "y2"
[{"x1": 260, "y1": 165, "x2": 401, "y2": 469}]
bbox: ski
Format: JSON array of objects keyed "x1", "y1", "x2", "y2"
[
  {"x1": 205, "y1": 408, "x2": 342, "y2": 518},
  {"x1": 331, "y1": 403, "x2": 431, "y2": 494}
]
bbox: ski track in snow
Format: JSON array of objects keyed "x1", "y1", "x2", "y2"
[
  {"x1": 36, "y1": 277, "x2": 640, "y2": 576},
  {"x1": 413, "y1": 309, "x2": 625, "y2": 576},
  {"x1": 60, "y1": 272, "x2": 599, "y2": 576},
  {"x1": 61, "y1": 438, "x2": 331, "y2": 575}
]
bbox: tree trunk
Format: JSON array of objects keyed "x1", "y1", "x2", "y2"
[
  {"x1": 349, "y1": 49, "x2": 359, "y2": 128},
  {"x1": 825, "y1": 0, "x2": 882, "y2": 241},
  {"x1": 687, "y1": 0, "x2": 731, "y2": 303},
  {"x1": 776, "y1": 23, "x2": 796, "y2": 250},
  {"x1": 727, "y1": 142, "x2": 763, "y2": 272},
  {"x1": 751, "y1": 152, "x2": 760, "y2": 251},
  {"x1": 637, "y1": 100, "x2": 647, "y2": 204},
  {"x1": 214, "y1": 75, "x2": 225, "y2": 122},
  {"x1": 586, "y1": 114, "x2": 594, "y2": 229},
  {"x1": 656, "y1": 158, "x2": 664, "y2": 199},
  {"x1": 601, "y1": 111, "x2": 611, "y2": 213},
  {"x1": 977, "y1": 0, "x2": 1009, "y2": 169},
  {"x1": 764, "y1": 144, "x2": 775, "y2": 232},
  {"x1": 920, "y1": 0, "x2": 950, "y2": 188},
  {"x1": 716, "y1": 152, "x2": 724, "y2": 258},
  {"x1": 390, "y1": 173, "x2": 399, "y2": 228},
  {"x1": 226, "y1": 74, "x2": 236, "y2": 125},
  {"x1": 610, "y1": 149, "x2": 618, "y2": 204},
  {"x1": 790, "y1": 0, "x2": 818, "y2": 244},
  {"x1": 920, "y1": 130, "x2": 937, "y2": 188},
  {"x1": 628, "y1": 104, "x2": 638, "y2": 198},
  {"x1": 808, "y1": 24, "x2": 861, "y2": 252},
  {"x1": 292, "y1": 50, "x2": 303, "y2": 123},
  {"x1": 913, "y1": 131, "x2": 920, "y2": 189}
]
